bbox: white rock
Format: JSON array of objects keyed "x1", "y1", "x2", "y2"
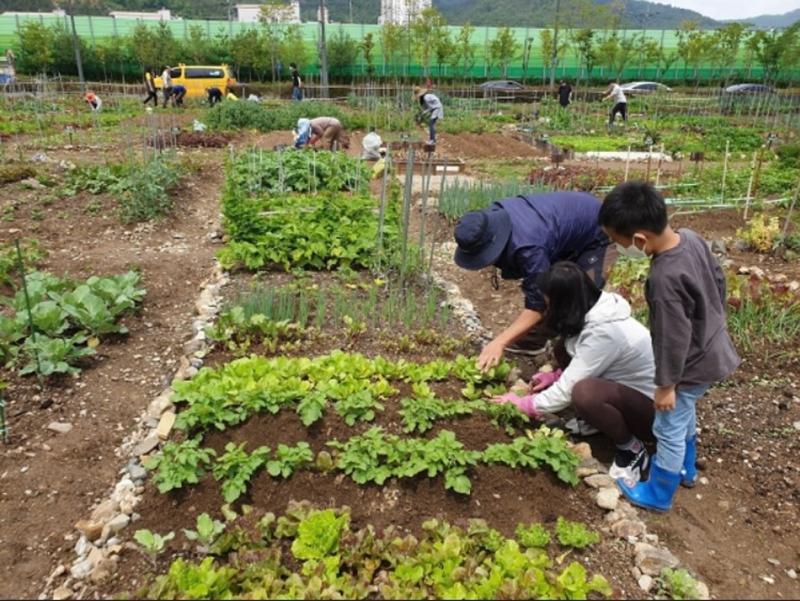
[
  {"x1": 70, "y1": 557, "x2": 94, "y2": 580},
  {"x1": 584, "y1": 474, "x2": 615, "y2": 489},
  {"x1": 638, "y1": 574, "x2": 653, "y2": 592},
  {"x1": 596, "y1": 487, "x2": 620, "y2": 510},
  {"x1": 697, "y1": 581, "x2": 710, "y2": 600},
  {"x1": 74, "y1": 536, "x2": 90, "y2": 558},
  {"x1": 100, "y1": 514, "x2": 130, "y2": 542},
  {"x1": 47, "y1": 422, "x2": 73, "y2": 434},
  {"x1": 786, "y1": 569, "x2": 797, "y2": 580}
]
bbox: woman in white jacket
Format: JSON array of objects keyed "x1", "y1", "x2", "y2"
[{"x1": 494, "y1": 261, "x2": 656, "y2": 484}]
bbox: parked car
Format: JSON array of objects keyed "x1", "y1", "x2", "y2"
[
  {"x1": 723, "y1": 83, "x2": 774, "y2": 94},
  {"x1": 154, "y1": 64, "x2": 237, "y2": 99},
  {"x1": 620, "y1": 81, "x2": 672, "y2": 94},
  {"x1": 720, "y1": 83, "x2": 776, "y2": 111},
  {"x1": 479, "y1": 80, "x2": 526, "y2": 90}
]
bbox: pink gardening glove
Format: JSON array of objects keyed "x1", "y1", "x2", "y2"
[
  {"x1": 528, "y1": 369, "x2": 563, "y2": 393},
  {"x1": 492, "y1": 393, "x2": 539, "y2": 419}
]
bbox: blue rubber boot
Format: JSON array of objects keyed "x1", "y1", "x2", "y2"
[
  {"x1": 616, "y1": 455, "x2": 681, "y2": 513},
  {"x1": 680, "y1": 435, "x2": 697, "y2": 488}
]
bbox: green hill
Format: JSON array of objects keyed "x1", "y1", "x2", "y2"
[
  {"x1": 725, "y1": 8, "x2": 800, "y2": 29},
  {"x1": 434, "y1": 0, "x2": 718, "y2": 28},
  {"x1": 2, "y1": 0, "x2": 725, "y2": 28}
]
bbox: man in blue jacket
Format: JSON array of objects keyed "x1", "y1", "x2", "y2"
[{"x1": 454, "y1": 192, "x2": 616, "y2": 371}]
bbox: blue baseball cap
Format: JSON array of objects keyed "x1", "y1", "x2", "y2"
[{"x1": 454, "y1": 208, "x2": 512, "y2": 270}]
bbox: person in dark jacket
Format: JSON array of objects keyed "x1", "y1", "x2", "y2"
[
  {"x1": 453, "y1": 192, "x2": 617, "y2": 371},
  {"x1": 206, "y1": 86, "x2": 223, "y2": 106}
]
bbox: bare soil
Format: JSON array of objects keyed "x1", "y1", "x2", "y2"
[
  {"x1": 0, "y1": 111, "x2": 798, "y2": 600},
  {"x1": 0, "y1": 147, "x2": 224, "y2": 599}
]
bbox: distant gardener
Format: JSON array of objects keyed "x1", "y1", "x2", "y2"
[
  {"x1": 413, "y1": 86, "x2": 443, "y2": 144},
  {"x1": 453, "y1": 192, "x2": 617, "y2": 370}
]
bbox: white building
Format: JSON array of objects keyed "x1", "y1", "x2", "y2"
[
  {"x1": 316, "y1": 6, "x2": 330, "y2": 23},
  {"x1": 2, "y1": 10, "x2": 66, "y2": 17},
  {"x1": 379, "y1": 0, "x2": 431, "y2": 25},
  {"x1": 109, "y1": 9, "x2": 172, "y2": 20},
  {"x1": 236, "y1": 2, "x2": 300, "y2": 24}
]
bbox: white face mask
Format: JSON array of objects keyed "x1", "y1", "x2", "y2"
[{"x1": 616, "y1": 237, "x2": 649, "y2": 260}]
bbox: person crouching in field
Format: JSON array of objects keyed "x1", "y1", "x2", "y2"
[
  {"x1": 84, "y1": 92, "x2": 102, "y2": 111},
  {"x1": 492, "y1": 261, "x2": 657, "y2": 485}
]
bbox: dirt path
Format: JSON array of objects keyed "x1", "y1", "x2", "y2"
[{"x1": 0, "y1": 149, "x2": 225, "y2": 599}]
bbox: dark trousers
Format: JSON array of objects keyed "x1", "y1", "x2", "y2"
[
  {"x1": 162, "y1": 87, "x2": 172, "y2": 107},
  {"x1": 515, "y1": 241, "x2": 618, "y2": 350},
  {"x1": 208, "y1": 89, "x2": 222, "y2": 106},
  {"x1": 143, "y1": 91, "x2": 158, "y2": 106},
  {"x1": 551, "y1": 338, "x2": 654, "y2": 445},
  {"x1": 572, "y1": 379, "x2": 655, "y2": 445},
  {"x1": 172, "y1": 91, "x2": 186, "y2": 107},
  {"x1": 610, "y1": 102, "x2": 627, "y2": 124}
]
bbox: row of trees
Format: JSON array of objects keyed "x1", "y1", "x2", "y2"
[{"x1": 14, "y1": 6, "x2": 800, "y2": 86}]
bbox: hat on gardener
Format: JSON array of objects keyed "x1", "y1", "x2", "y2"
[{"x1": 453, "y1": 209, "x2": 512, "y2": 270}]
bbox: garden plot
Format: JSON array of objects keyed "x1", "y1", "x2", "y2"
[
  {"x1": 0, "y1": 145, "x2": 223, "y2": 599},
  {"x1": 90, "y1": 144, "x2": 652, "y2": 599},
  {"x1": 1, "y1": 94, "x2": 799, "y2": 600}
]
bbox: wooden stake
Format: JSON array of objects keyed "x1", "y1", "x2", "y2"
[
  {"x1": 624, "y1": 144, "x2": 631, "y2": 182},
  {"x1": 721, "y1": 139, "x2": 730, "y2": 201}
]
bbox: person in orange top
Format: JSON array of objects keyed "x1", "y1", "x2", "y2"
[{"x1": 84, "y1": 92, "x2": 102, "y2": 111}]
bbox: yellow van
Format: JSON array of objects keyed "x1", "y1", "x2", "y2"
[{"x1": 154, "y1": 64, "x2": 236, "y2": 99}]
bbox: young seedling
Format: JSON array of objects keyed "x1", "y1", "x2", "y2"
[
  {"x1": 183, "y1": 513, "x2": 225, "y2": 554},
  {"x1": 134, "y1": 529, "x2": 175, "y2": 568}
]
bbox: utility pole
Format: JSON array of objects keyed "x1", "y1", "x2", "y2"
[
  {"x1": 549, "y1": 0, "x2": 561, "y2": 91},
  {"x1": 69, "y1": 12, "x2": 85, "y2": 93},
  {"x1": 319, "y1": 0, "x2": 330, "y2": 98}
]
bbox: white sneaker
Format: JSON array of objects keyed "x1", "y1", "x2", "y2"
[
  {"x1": 609, "y1": 446, "x2": 649, "y2": 487},
  {"x1": 564, "y1": 417, "x2": 599, "y2": 436}
]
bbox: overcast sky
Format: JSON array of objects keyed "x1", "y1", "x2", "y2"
[{"x1": 660, "y1": 0, "x2": 798, "y2": 20}]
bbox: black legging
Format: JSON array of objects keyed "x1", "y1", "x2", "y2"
[
  {"x1": 143, "y1": 90, "x2": 158, "y2": 107},
  {"x1": 553, "y1": 340, "x2": 654, "y2": 445},
  {"x1": 610, "y1": 102, "x2": 627, "y2": 124}
]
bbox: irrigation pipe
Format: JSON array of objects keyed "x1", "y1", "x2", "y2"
[{"x1": 624, "y1": 145, "x2": 631, "y2": 182}]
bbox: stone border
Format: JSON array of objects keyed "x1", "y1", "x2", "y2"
[{"x1": 41, "y1": 262, "x2": 230, "y2": 601}]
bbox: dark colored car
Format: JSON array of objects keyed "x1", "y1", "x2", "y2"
[
  {"x1": 723, "y1": 83, "x2": 774, "y2": 94},
  {"x1": 720, "y1": 83, "x2": 776, "y2": 111},
  {"x1": 479, "y1": 80, "x2": 526, "y2": 90},
  {"x1": 620, "y1": 81, "x2": 672, "y2": 95}
]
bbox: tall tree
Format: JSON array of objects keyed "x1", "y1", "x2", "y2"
[
  {"x1": 488, "y1": 27, "x2": 518, "y2": 78},
  {"x1": 360, "y1": 31, "x2": 376, "y2": 78},
  {"x1": 326, "y1": 26, "x2": 358, "y2": 78},
  {"x1": 434, "y1": 27, "x2": 455, "y2": 80},
  {"x1": 454, "y1": 22, "x2": 477, "y2": 80},
  {"x1": 411, "y1": 7, "x2": 447, "y2": 78},
  {"x1": 539, "y1": 29, "x2": 553, "y2": 83},
  {"x1": 380, "y1": 22, "x2": 404, "y2": 76},
  {"x1": 18, "y1": 21, "x2": 54, "y2": 75}
]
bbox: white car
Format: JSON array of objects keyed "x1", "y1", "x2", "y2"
[{"x1": 620, "y1": 81, "x2": 672, "y2": 94}]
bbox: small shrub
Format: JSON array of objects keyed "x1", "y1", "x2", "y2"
[
  {"x1": 117, "y1": 155, "x2": 183, "y2": 223},
  {"x1": 555, "y1": 517, "x2": 599, "y2": 549},
  {"x1": 0, "y1": 164, "x2": 36, "y2": 186},
  {"x1": 736, "y1": 216, "x2": 780, "y2": 252},
  {"x1": 515, "y1": 523, "x2": 551, "y2": 548},
  {"x1": 656, "y1": 567, "x2": 701, "y2": 600}
]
